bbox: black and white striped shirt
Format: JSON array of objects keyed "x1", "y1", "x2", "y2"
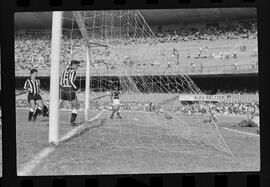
[
  {"x1": 111, "y1": 91, "x2": 120, "y2": 99},
  {"x1": 60, "y1": 68, "x2": 78, "y2": 90},
  {"x1": 23, "y1": 78, "x2": 40, "y2": 95}
]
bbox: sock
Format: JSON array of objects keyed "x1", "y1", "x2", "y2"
[
  {"x1": 110, "y1": 111, "x2": 115, "y2": 118},
  {"x1": 33, "y1": 107, "x2": 42, "y2": 120},
  {"x1": 43, "y1": 105, "x2": 49, "y2": 117},
  {"x1": 70, "y1": 113, "x2": 77, "y2": 123},
  {"x1": 70, "y1": 110, "x2": 78, "y2": 123},
  {"x1": 28, "y1": 109, "x2": 34, "y2": 121}
]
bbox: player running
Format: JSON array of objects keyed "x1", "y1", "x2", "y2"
[
  {"x1": 23, "y1": 69, "x2": 49, "y2": 122},
  {"x1": 60, "y1": 60, "x2": 80, "y2": 126},
  {"x1": 110, "y1": 86, "x2": 122, "y2": 119}
]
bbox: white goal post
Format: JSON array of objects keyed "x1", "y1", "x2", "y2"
[
  {"x1": 49, "y1": 11, "x2": 63, "y2": 145},
  {"x1": 84, "y1": 46, "x2": 90, "y2": 122},
  {"x1": 48, "y1": 11, "x2": 109, "y2": 144},
  {"x1": 47, "y1": 10, "x2": 234, "y2": 157}
]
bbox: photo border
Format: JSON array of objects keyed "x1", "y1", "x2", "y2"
[{"x1": 1, "y1": 0, "x2": 269, "y2": 186}]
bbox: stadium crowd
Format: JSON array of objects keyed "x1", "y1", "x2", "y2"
[
  {"x1": 176, "y1": 101, "x2": 259, "y2": 116},
  {"x1": 155, "y1": 21, "x2": 257, "y2": 42},
  {"x1": 15, "y1": 21, "x2": 257, "y2": 71},
  {"x1": 15, "y1": 90, "x2": 259, "y2": 117}
]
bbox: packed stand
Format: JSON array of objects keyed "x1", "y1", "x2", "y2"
[
  {"x1": 176, "y1": 101, "x2": 259, "y2": 116},
  {"x1": 15, "y1": 89, "x2": 259, "y2": 117},
  {"x1": 15, "y1": 21, "x2": 257, "y2": 71},
  {"x1": 154, "y1": 21, "x2": 257, "y2": 42}
]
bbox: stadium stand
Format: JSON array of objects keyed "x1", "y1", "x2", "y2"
[
  {"x1": 15, "y1": 21, "x2": 257, "y2": 75},
  {"x1": 15, "y1": 21, "x2": 259, "y2": 118},
  {"x1": 15, "y1": 90, "x2": 259, "y2": 116}
]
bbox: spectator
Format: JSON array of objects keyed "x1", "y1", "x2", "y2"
[
  {"x1": 191, "y1": 62, "x2": 195, "y2": 72},
  {"x1": 251, "y1": 61, "x2": 256, "y2": 69},
  {"x1": 200, "y1": 63, "x2": 203, "y2": 72},
  {"x1": 233, "y1": 51, "x2": 237, "y2": 59},
  {"x1": 233, "y1": 62, "x2": 238, "y2": 70},
  {"x1": 167, "y1": 61, "x2": 171, "y2": 69},
  {"x1": 15, "y1": 20, "x2": 257, "y2": 71}
]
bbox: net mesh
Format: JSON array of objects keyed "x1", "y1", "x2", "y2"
[{"x1": 59, "y1": 10, "x2": 233, "y2": 157}]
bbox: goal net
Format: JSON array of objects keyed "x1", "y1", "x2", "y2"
[{"x1": 57, "y1": 10, "x2": 233, "y2": 157}]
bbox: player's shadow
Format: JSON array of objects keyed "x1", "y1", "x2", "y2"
[{"x1": 60, "y1": 118, "x2": 107, "y2": 144}]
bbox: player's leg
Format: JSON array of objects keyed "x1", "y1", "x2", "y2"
[
  {"x1": 59, "y1": 100, "x2": 65, "y2": 109},
  {"x1": 110, "y1": 105, "x2": 116, "y2": 119},
  {"x1": 36, "y1": 99, "x2": 49, "y2": 117},
  {"x1": 70, "y1": 100, "x2": 79, "y2": 124},
  {"x1": 42, "y1": 104, "x2": 49, "y2": 117},
  {"x1": 32, "y1": 96, "x2": 44, "y2": 121},
  {"x1": 116, "y1": 105, "x2": 121, "y2": 119},
  {"x1": 70, "y1": 91, "x2": 79, "y2": 125},
  {"x1": 59, "y1": 88, "x2": 66, "y2": 109},
  {"x1": 35, "y1": 95, "x2": 49, "y2": 117},
  {"x1": 28, "y1": 99, "x2": 36, "y2": 121}
]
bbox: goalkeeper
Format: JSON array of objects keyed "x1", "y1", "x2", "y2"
[{"x1": 110, "y1": 86, "x2": 122, "y2": 119}]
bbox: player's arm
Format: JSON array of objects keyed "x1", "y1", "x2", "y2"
[
  {"x1": 38, "y1": 79, "x2": 41, "y2": 86},
  {"x1": 23, "y1": 79, "x2": 31, "y2": 93},
  {"x1": 59, "y1": 72, "x2": 65, "y2": 89},
  {"x1": 37, "y1": 79, "x2": 42, "y2": 91},
  {"x1": 69, "y1": 70, "x2": 79, "y2": 91}
]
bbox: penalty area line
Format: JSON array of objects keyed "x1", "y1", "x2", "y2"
[
  {"x1": 17, "y1": 111, "x2": 103, "y2": 176},
  {"x1": 222, "y1": 127, "x2": 259, "y2": 137}
]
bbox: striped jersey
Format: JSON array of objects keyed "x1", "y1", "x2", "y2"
[
  {"x1": 23, "y1": 78, "x2": 40, "y2": 95},
  {"x1": 60, "y1": 67, "x2": 78, "y2": 90},
  {"x1": 111, "y1": 91, "x2": 120, "y2": 99}
]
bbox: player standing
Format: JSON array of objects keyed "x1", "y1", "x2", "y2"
[
  {"x1": 60, "y1": 60, "x2": 80, "y2": 126},
  {"x1": 209, "y1": 109, "x2": 217, "y2": 123},
  {"x1": 110, "y1": 86, "x2": 122, "y2": 119},
  {"x1": 23, "y1": 69, "x2": 49, "y2": 122}
]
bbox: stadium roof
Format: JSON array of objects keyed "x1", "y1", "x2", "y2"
[{"x1": 15, "y1": 8, "x2": 256, "y2": 29}]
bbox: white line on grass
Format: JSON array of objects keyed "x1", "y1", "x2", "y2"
[
  {"x1": 17, "y1": 146, "x2": 54, "y2": 176},
  {"x1": 17, "y1": 111, "x2": 103, "y2": 176},
  {"x1": 59, "y1": 111, "x2": 103, "y2": 143},
  {"x1": 222, "y1": 127, "x2": 259, "y2": 137},
  {"x1": 133, "y1": 118, "x2": 140, "y2": 121}
]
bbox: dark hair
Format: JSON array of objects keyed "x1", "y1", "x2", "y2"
[
  {"x1": 70, "y1": 60, "x2": 80, "y2": 66},
  {"x1": 30, "y1": 69, "x2": 38, "y2": 74}
]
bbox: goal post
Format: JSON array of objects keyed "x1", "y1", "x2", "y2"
[
  {"x1": 85, "y1": 45, "x2": 91, "y2": 121},
  {"x1": 49, "y1": 11, "x2": 63, "y2": 145},
  {"x1": 47, "y1": 10, "x2": 234, "y2": 157}
]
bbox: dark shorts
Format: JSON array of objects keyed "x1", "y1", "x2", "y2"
[
  {"x1": 28, "y1": 94, "x2": 42, "y2": 103},
  {"x1": 60, "y1": 87, "x2": 77, "y2": 101}
]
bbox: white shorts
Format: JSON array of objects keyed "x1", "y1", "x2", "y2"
[{"x1": 113, "y1": 99, "x2": 120, "y2": 105}]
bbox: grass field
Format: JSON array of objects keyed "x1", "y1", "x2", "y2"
[{"x1": 16, "y1": 108, "x2": 260, "y2": 176}]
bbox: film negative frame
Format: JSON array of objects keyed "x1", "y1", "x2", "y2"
[{"x1": 1, "y1": 0, "x2": 269, "y2": 186}]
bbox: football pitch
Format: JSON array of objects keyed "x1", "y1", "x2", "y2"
[{"x1": 16, "y1": 109, "x2": 260, "y2": 176}]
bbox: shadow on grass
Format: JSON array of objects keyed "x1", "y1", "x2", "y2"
[
  {"x1": 60, "y1": 118, "x2": 107, "y2": 144},
  {"x1": 40, "y1": 118, "x2": 49, "y2": 122}
]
